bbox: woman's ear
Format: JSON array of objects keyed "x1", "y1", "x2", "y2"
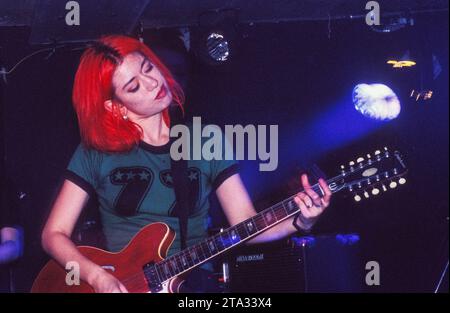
[
  {"x1": 104, "y1": 100, "x2": 127, "y2": 118},
  {"x1": 104, "y1": 100, "x2": 114, "y2": 113}
]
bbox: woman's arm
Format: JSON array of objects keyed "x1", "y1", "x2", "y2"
[
  {"x1": 41, "y1": 179, "x2": 127, "y2": 292},
  {"x1": 215, "y1": 173, "x2": 331, "y2": 244}
]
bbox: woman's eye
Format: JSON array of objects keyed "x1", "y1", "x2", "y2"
[
  {"x1": 129, "y1": 85, "x2": 139, "y2": 93},
  {"x1": 144, "y1": 64, "x2": 153, "y2": 73}
]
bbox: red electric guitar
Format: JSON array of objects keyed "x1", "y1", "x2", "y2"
[{"x1": 31, "y1": 148, "x2": 407, "y2": 293}]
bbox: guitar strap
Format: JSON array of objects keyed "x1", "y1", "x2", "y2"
[{"x1": 169, "y1": 105, "x2": 191, "y2": 250}]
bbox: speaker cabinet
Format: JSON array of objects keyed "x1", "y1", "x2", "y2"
[{"x1": 226, "y1": 234, "x2": 363, "y2": 293}]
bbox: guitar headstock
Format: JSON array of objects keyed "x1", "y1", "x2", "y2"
[{"x1": 328, "y1": 147, "x2": 408, "y2": 202}]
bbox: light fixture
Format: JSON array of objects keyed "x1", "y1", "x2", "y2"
[
  {"x1": 353, "y1": 83, "x2": 401, "y2": 121},
  {"x1": 387, "y1": 60, "x2": 416, "y2": 68},
  {"x1": 387, "y1": 50, "x2": 416, "y2": 68},
  {"x1": 206, "y1": 32, "x2": 230, "y2": 62},
  {"x1": 193, "y1": 8, "x2": 239, "y2": 67},
  {"x1": 410, "y1": 89, "x2": 433, "y2": 101}
]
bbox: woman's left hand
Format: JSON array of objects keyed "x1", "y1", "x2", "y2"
[{"x1": 293, "y1": 174, "x2": 332, "y2": 231}]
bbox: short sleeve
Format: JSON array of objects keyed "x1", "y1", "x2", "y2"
[{"x1": 63, "y1": 144, "x2": 102, "y2": 197}]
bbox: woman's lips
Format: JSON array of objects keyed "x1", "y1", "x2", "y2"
[{"x1": 155, "y1": 85, "x2": 167, "y2": 100}]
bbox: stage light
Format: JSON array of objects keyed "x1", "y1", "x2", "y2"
[
  {"x1": 410, "y1": 89, "x2": 433, "y2": 101},
  {"x1": 387, "y1": 50, "x2": 416, "y2": 68},
  {"x1": 206, "y1": 32, "x2": 230, "y2": 62},
  {"x1": 192, "y1": 8, "x2": 239, "y2": 66},
  {"x1": 352, "y1": 83, "x2": 401, "y2": 121},
  {"x1": 387, "y1": 60, "x2": 416, "y2": 68}
]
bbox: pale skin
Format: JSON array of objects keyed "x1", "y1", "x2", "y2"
[{"x1": 42, "y1": 51, "x2": 332, "y2": 293}]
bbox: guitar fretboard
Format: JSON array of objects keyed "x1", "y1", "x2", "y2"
[{"x1": 153, "y1": 182, "x2": 334, "y2": 283}]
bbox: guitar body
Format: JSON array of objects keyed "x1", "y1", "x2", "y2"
[{"x1": 31, "y1": 223, "x2": 185, "y2": 293}]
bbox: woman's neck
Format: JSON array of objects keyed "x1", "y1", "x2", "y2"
[{"x1": 135, "y1": 113, "x2": 170, "y2": 146}]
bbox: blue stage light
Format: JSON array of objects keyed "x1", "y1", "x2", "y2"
[{"x1": 353, "y1": 83, "x2": 401, "y2": 121}]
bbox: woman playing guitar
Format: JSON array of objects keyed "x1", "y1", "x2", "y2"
[{"x1": 41, "y1": 35, "x2": 332, "y2": 293}]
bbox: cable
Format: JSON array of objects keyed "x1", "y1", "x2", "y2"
[{"x1": 0, "y1": 45, "x2": 67, "y2": 76}]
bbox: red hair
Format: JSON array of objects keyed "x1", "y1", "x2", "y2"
[{"x1": 72, "y1": 35, "x2": 184, "y2": 153}]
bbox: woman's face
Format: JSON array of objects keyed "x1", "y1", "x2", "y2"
[{"x1": 111, "y1": 51, "x2": 172, "y2": 118}]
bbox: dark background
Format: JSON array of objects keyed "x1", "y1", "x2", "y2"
[{"x1": 0, "y1": 10, "x2": 448, "y2": 292}]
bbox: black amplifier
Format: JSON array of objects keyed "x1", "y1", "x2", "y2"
[{"x1": 224, "y1": 234, "x2": 363, "y2": 293}]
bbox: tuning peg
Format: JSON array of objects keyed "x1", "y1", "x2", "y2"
[
  {"x1": 357, "y1": 157, "x2": 364, "y2": 163},
  {"x1": 399, "y1": 178, "x2": 407, "y2": 185},
  {"x1": 366, "y1": 154, "x2": 372, "y2": 159},
  {"x1": 354, "y1": 194, "x2": 362, "y2": 202},
  {"x1": 374, "y1": 150, "x2": 381, "y2": 156},
  {"x1": 364, "y1": 191, "x2": 370, "y2": 198},
  {"x1": 389, "y1": 181, "x2": 398, "y2": 189},
  {"x1": 349, "y1": 161, "x2": 355, "y2": 166},
  {"x1": 372, "y1": 188, "x2": 380, "y2": 195},
  {"x1": 382, "y1": 184, "x2": 387, "y2": 191},
  {"x1": 384, "y1": 147, "x2": 388, "y2": 151}
]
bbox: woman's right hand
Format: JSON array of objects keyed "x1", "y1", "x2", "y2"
[{"x1": 89, "y1": 268, "x2": 128, "y2": 293}]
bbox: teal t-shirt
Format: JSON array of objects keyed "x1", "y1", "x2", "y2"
[{"x1": 64, "y1": 127, "x2": 238, "y2": 257}]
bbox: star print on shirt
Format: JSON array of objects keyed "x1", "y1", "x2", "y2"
[
  {"x1": 188, "y1": 171, "x2": 198, "y2": 181},
  {"x1": 114, "y1": 171, "x2": 124, "y2": 181},
  {"x1": 138, "y1": 171, "x2": 150, "y2": 181},
  {"x1": 161, "y1": 172, "x2": 174, "y2": 185}
]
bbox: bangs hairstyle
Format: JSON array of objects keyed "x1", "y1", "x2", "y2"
[{"x1": 72, "y1": 35, "x2": 184, "y2": 153}]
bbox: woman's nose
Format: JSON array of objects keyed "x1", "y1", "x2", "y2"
[{"x1": 142, "y1": 76, "x2": 158, "y2": 91}]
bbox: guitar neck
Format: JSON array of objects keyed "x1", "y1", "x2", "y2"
[{"x1": 155, "y1": 177, "x2": 340, "y2": 282}]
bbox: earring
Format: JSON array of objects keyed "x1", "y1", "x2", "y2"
[{"x1": 122, "y1": 114, "x2": 128, "y2": 120}]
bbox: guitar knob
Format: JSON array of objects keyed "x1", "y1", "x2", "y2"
[
  {"x1": 389, "y1": 181, "x2": 398, "y2": 189},
  {"x1": 372, "y1": 188, "x2": 380, "y2": 195},
  {"x1": 354, "y1": 194, "x2": 362, "y2": 202},
  {"x1": 399, "y1": 178, "x2": 406, "y2": 185}
]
